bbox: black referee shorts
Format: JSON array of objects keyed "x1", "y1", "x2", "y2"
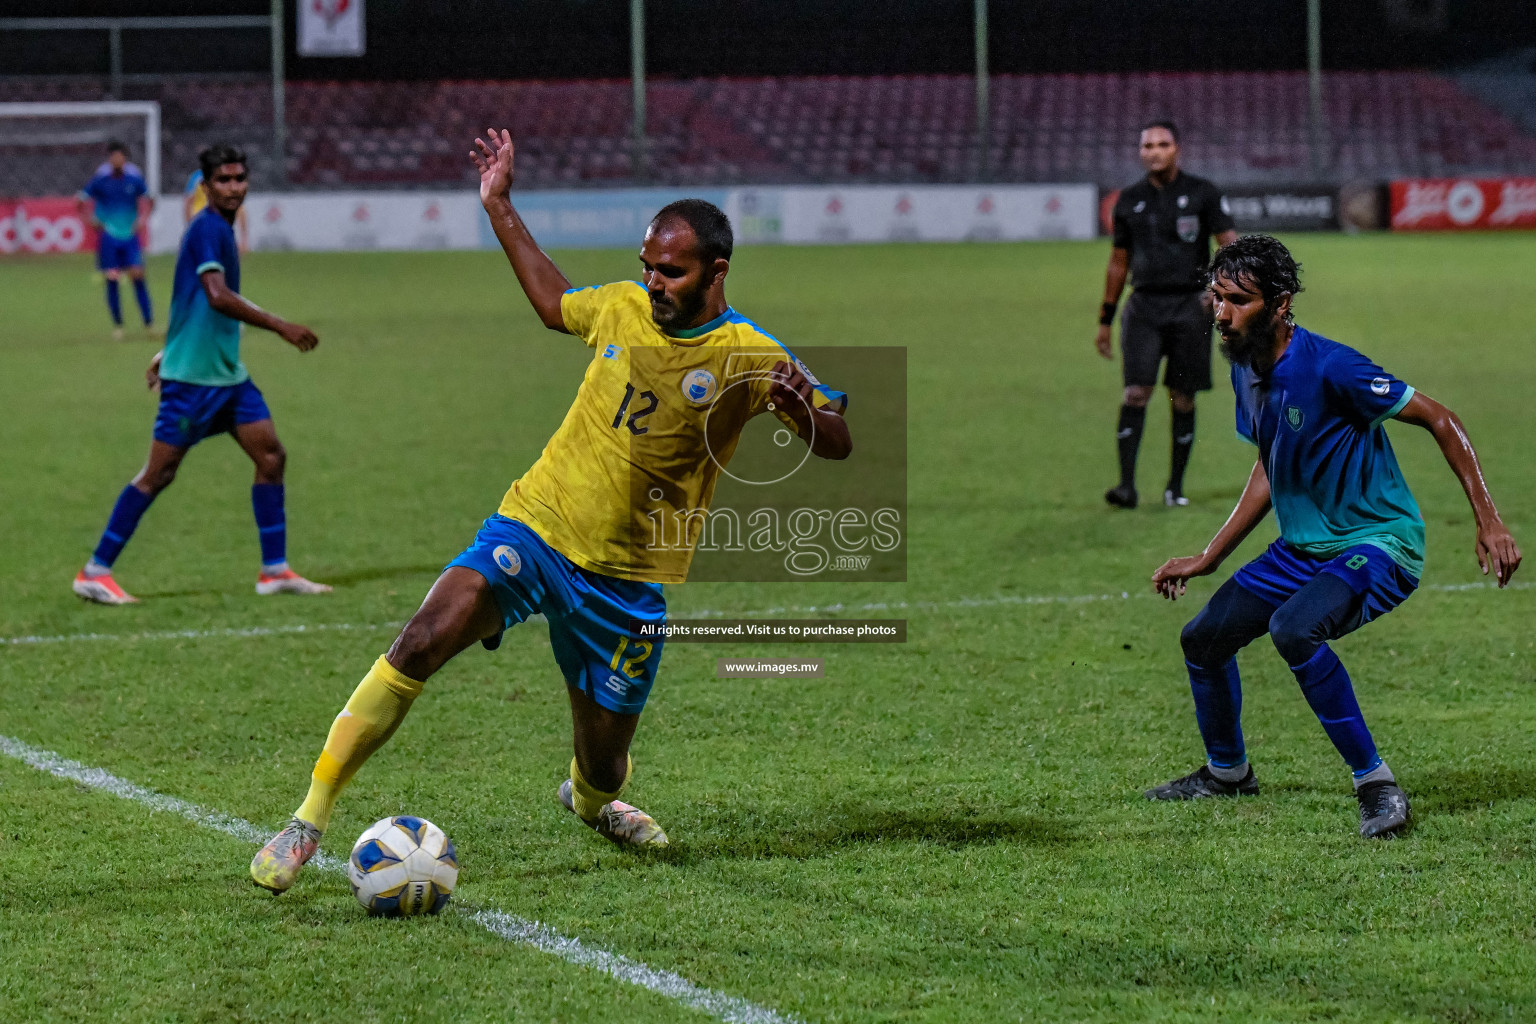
[{"x1": 1120, "y1": 290, "x2": 1213, "y2": 393}]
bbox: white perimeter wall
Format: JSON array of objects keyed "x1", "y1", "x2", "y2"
[{"x1": 142, "y1": 184, "x2": 1096, "y2": 254}]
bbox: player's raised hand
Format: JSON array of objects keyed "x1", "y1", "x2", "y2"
[
  {"x1": 472, "y1": 129, "x2": 515, "y2": 205},
  {"x1": 1151, "y1": 554, "x2": 1213, "y2": 600},
  {"x1": 1475, "y1": 520, "x2": 1522, "y2": 588},
  {"x1": 278, "y1": 321, "x2": 319, "y2": 352}
]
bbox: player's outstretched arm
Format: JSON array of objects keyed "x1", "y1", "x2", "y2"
[
  {"x1": 472, "y1": 129, "x2": 572, "y2": 333},
  {"x1": 767, "y1": 360, "x2": 852, "y2": 460},
  {"x1": 1152, "y1": 459, "x2": 1272, "y2": 600},
  {"x1": 1394, "y1": 392, "x2": 1521, "y2": 586},
  {"x1": 200, "y1": 270, "x2": 317, "y2": 352},
  {"x1": 1095, "y1": 247, "x2": 1129, "y2": 360}
]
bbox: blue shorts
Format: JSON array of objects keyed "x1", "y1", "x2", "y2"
[
  {"x1": 1233, "y1": 538, "x2": 1419, "y2": 629},
  {"x1": 153, "y1": 379, "x2": 271, "y2": 448},
  {"x1": 97, "y1": 234, "x2": 143, "y2": 271},
  {"x1": 447, "y1": 515, "x2": 666, "y2": 715}
]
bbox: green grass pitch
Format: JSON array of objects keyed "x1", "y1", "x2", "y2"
[{"x1": 1, "y1": 234, "x2": 1533, "y2": 1023}]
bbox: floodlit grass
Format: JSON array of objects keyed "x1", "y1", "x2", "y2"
[{"x1": 2, "y1": 234, "x2": 1533, "y2": 1023}]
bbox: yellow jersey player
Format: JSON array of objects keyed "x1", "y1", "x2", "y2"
[{"x1": 251, "y1": 129, "x2": 852, "y2": 892}]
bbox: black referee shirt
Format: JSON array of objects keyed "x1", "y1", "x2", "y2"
[{"x1": 1111, "y1": 171, "x2": 1235, "y2": 294}]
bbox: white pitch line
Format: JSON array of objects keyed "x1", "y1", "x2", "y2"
[
  {"x1": 0, "y1": 733, "x2": 800, "y2": 1024},
  {"x1": 468, "y1": 910, "x2": 796, "y2": 1024},
  {"x1": 2, "y1": 620, "x2": 397, "y2": 648},
  {"x1": 1421, "y1": 579, "x2": 1532, "y2": 593},
  {"x1": 681, "y1": 589, "x2": 1144, "y2": 619},
  {"x1": 2, "y1": 580, "x2": 1528, "y2": 650},
  {"x1": 0, "y1": 733, "x2": 347, "y2": 867},
  {"x1": 685, "y1": 577, "x2": 1530, "y2": 618}
]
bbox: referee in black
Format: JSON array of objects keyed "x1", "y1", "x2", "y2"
[{"x1": 1096, "y1": 120, "x2": 1236, "y2": 509}]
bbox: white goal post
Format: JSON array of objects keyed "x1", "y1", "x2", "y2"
[{"x1": 0, "y1": 101, "x2": 162, "y2": 198}]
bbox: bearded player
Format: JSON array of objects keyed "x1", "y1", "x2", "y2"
[
  {"x1": 250, "y1": 130, "x2": 852, "y2": 892},
  {"x1": 1146, "y1": 235, "x2": 1520, "y2": 838}
]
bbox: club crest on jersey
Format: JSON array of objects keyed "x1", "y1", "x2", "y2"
[
  {"x1": 492, "y1": 544, "x2": 521, "y2": 576},
  {"x1": 681, "y1": 368, "x2": 717, "y2": 405},
  {"x1": 1371, "y1": 377, "x2": 1391, "y2": 396},
  {"x1": 794, "y1": 358, "x2": 824, "y2": 388},
  {"x1": 1286, "y1": 405, "x2": 1305, "y2": 431},
  {"x1": 1176, "y1": 215, "x2": 1199, "y2": 242}
]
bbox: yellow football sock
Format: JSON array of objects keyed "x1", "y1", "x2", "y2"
[
  {"x1": 295, "y1": 656, "x2": 424, "y2": 831},
  {"x1": 569, "y1": 755, "x2": 632, "y2": 821}
]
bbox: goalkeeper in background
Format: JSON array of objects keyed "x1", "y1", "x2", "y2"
[{"x1": 77, "y1": 141, "x2": 154, "y2": 339}]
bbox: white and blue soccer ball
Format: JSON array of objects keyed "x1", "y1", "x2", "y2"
[{"x1": 348, "y1": 815, "x2": 458, "y2": 917}]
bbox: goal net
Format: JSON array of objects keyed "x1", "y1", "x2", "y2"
[{"x1": 0, "y1": 101, "x2": 161, "y2": 200}]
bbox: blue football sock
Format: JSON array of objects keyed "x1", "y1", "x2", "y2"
[
  {"x1": 92, "y1": 485, "x2": 155, "y2": 568},
  {"x1": 1291, "y1": 644, "x2": 1380, "y2": 774},
  {"x1": 1186, "y1": 657, "x2": 1246, "y2": 768},
  {"x1": 251, "y1": 483, "x2": 287, "y2": 569},
  {"x1": 132, "y1": 278, "x2": 152, "y2": 325},
  {"x1": 105, "y1": 279, "x2": 122, "y2": 325}
]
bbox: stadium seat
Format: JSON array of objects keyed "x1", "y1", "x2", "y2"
[{"x1": 2, "y1": 70, "x2": 1533, "y2": 195}]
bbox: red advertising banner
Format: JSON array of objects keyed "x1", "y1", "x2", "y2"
[
  {"x1": 0, "y1": 197, "x2": 99, "y2": 254},
  {"x1": 1390, "y1": 178, "x2": 1536, "y2": 231}
]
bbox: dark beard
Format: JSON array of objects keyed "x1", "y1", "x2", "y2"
[
  {"x1": 1220, "y1": 304, "x2": 1280, "y2": 374},
  {"x1": 649, "y1": 285, "x2": 707, "y2": 330}
]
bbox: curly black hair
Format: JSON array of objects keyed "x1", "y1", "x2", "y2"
[
  {"x1": 1209, "y1": 234, "x2": 1303, "y2": 319},
  {"x1": 198, "y1": 142, "x2": 248, "y2": 181}
]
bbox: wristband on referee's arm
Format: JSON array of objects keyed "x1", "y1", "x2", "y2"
[{"x1": 1099, "y1": 300, "x2": 1118, "y2": 326}]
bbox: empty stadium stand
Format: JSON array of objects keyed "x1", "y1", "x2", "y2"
[
  {"x1": 1457, "y1": 47, "x2": 1536, "y2": 138},
  {"x1": 3, "y1": 70, "x2": 1534, "y2": 195}
]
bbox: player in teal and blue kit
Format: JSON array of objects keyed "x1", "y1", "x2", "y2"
[
  {"x1": 184, "y1": 166, "x2": 248, "y2": 250},
  {"x1": 73, "y1": 144, "x2": 331, "y2": 605},
  {"x1": 1146, "y1": 235, "x2": 1521, "y2": 837},
  {"x1": 77, "y1": 141, "x2": 154, "y2": 337}
]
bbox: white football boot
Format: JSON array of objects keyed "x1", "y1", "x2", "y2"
[
  {"x1": 558, "y1": 778, "x2": 669, "y2": 848},
  {"x1": 250, "y1": 817, "x2": 323, "y2": 893},
  {"x1": 72, "y1": 569, "x2": 139, "y2": 605},
  {"x1": 256, "y1": 568, "x2": 333, "y2": 596}
]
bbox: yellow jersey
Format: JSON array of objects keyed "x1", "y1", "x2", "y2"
[
  {"x1": 185, "y1": 170, "x2": 207, "y2": 217},
  {"x1": 499, "y1": 281, "x2": 846, "y2": 584}
]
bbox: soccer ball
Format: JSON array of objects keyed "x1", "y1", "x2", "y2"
[{"x1": 347, "y1": 815, "x2": 459, "y2": 917}]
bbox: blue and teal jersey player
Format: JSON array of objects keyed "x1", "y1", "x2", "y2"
[
  {"x1": 73, "y1": 143, "x2": 332, "y2": 606},
  {"x1": 1145, "y1": 234, "x2": 1522, "y2": 838},
  {"x1": 184, "y1": 166, "x2": 249, "y2": 250},
  {"x1": 76, "y1": 141, "x2": 154, "y2": 335}
]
